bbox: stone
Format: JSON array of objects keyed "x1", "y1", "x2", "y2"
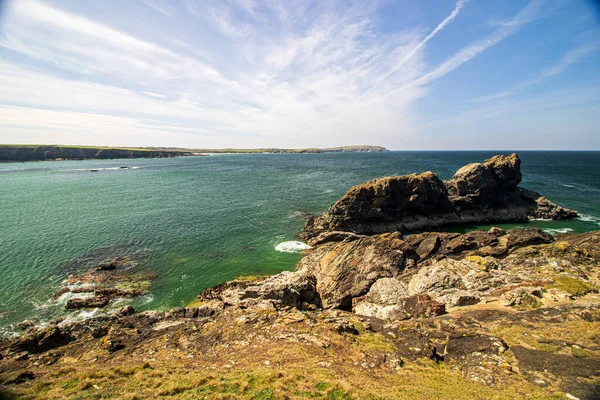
[
  {"x1": 16, "y1": 320, "x2": 36, "y2": 330},
  {"x1": 116, "y1": 305, "x2": 136, "y2": 317},
  {"x1": 362, "y1": 278, "x2": 409, "y2": 305},
  {"x1": 297, "y1": 233, "x2": 409, "y2": 309},
  {"x1": 9, "y1": 326, "x2": 72, "y2": 354}
]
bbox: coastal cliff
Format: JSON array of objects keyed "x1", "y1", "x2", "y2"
[
  {"x1": 0, "y1": 146, "x2": 192, "y2": 162},
  {"x1": 0, "y1": 145, "x2": 388, "y2": 162},
  {"x1": 1, "y1": 154, "x2": 598, "y2": 400},
  {"x1": 301, "y1": 154, "x2": 577, "y2": 238}
]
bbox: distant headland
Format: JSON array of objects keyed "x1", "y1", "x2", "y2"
[{"x1": 0, "y1": 144, "x2": 389, "y2": 162}]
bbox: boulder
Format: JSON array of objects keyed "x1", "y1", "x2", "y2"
[
  {"x1": 296, "y1": 233, "x2": 411, "y2": 309},
  {"x1": 196, "y1": 271, "x2": 321, "y2": 310},
  {"x1": 353, "y1": 294, "x2": 445, "y2": 321}
]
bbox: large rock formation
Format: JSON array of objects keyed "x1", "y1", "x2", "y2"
[
  {"x1": 297, "y1": 227, "x2": 561, "y2": 310},
  {"x1": 301, "y1": 154, "x2": 577, "y2": 238}
]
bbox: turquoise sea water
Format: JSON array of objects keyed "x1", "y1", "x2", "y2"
[{"x1": 1, "y1": 151, "x2": 599, "y2": 334}]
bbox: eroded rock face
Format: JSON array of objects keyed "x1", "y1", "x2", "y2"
[
  {"x1": 195, "y1": 271, "x2": 321, "y2": 311},
  {"x1": 296, "y1": 233, "x2": 411, "y2": 309},
  {"x1": 302, "y1": 172, "x2": 459, "y2": 238},
  {"x1": 301, "y1": 154, "x2": 576, "y2": 239},
  {"x1": 298, "y1": 227, "x2": 557, "y2": 312}
]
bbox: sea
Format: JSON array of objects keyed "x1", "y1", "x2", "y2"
[{"x1": 1, "y1": 151, "x2": 599, "y2": 335}]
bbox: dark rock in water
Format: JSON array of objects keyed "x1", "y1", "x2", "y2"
[
  {"x1": 67, "y1": 297, "x2": 110, "y2": 310},
  {"x1": 301, "y1": 154, "x2": 577, "y2": 239},
  {"x1": 115, "y1": 305, "x2": 136, "y2": 317},
  {"x1": 16, "y1": 320, "x2": 35, "y2": 331},
  {"x1": 302, "y1": 171, "x2": 458, "y2": 238},
  {"x1": 56, "y1": 254, "x2": 156, "y2": 310},
  {"x1": 66, "y1": 287, "x2": 147, "y2": 310}
]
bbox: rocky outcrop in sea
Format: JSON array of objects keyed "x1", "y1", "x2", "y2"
[{"x1": 301, "y1": 154, "x2": 577, "y2": 238}]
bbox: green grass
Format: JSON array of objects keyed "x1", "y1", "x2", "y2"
[{"x1": 546, "y1": 275, "x2": 599, "y2": 296}]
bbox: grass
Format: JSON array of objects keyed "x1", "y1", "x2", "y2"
[
  {"x1": 0, "y1": 360, "x2": 562, "y2": 400},
  {"x1": 489, "y1": 318, "x2": 600, "y2": 357},
  {"x1": 545, "y1": 275, "x2": 599, "y2": 296}
]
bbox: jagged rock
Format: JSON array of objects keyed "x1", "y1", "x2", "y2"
[
  {"x1": 306, "y1": 231, "x2": 365, "y2": 247},
  {"x1": 302, "y1": 172, "x2": 458, "y2": 238},
  {"x1": 445, "y1": 334, "x2": 510, "y2": 385},
  {"x1": 16, "y1": 320, "x2": 35, "y2": 331},
  {"x1": 558, "y1": 231, "x2": 600, "y2": 261},
  {"x1": 239, "y1": 271, "x2": 320, "y2": 308},
  {"x1": 297, "y1": 233, "x2": 410, "y2": 309},
  {"x1": 501, "y1": 287, "x2": 544, "y2": 308},
  {"x1": 360, "y1": 278, "x2": 409, "y2": 305},
  {"x1": 116, "y1": 305, "x2": 136, "y2": 317},
  {"x1": 196, "y1": 271, "x2": 320, "y2": 310},
  {"x1": 296, "y1": 227, "x2": 564, "y2": 311},
  {"x1": 301, "y1": 154, "x2": 576, "y2": 239},
  {"x1": 9, "y1": 326, "x2": 72, "y2": 354}
]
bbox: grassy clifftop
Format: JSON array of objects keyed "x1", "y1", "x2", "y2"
[
  {"x1": 0, "y1": 145, "x2": 388, "y2": 162},
  {"x1": 0, "y1": 145, "x2": 190, "y2": 162}
]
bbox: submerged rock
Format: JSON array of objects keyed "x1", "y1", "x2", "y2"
[
  {"x1": 56, "y1": 255, "x2": 157, "y2": 310},
  {"x1": 301, "y1": 154, "x2": 577, "y2": 238}
]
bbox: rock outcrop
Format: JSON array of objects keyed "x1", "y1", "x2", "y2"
[
  {"x1": 55, "y1": 255, "x2": 157, "y2": 310},
  {"x1": 297, "y1": 227, "x2": 563, "y2": 311},
  {"x1": 301, "y1": 154, "x2": 577, "y2": 238}
]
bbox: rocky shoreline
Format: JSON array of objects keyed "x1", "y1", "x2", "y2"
[{"x1": 1, "y1": 154, "x2": 599, "y2": 399}]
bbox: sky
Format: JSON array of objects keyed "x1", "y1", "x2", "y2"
[{"x1": 0, "y1": 0, "x2": 599, "y2": 150}]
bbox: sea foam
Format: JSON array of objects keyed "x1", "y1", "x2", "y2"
[
  {"x1": 275, "y1": 241, "x2": 312, "y2": 253},
  {"x1": 543, "y1": 228, "x2": 574, "y2": 234}
]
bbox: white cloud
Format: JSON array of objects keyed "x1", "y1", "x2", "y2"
[{"x1": 0, "y1": 0, "x2": 582, "y2": 149}]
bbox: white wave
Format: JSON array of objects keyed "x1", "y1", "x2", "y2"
[
  {"x1": 578, "y1": 214, "x2": 599, "y2": 222},
  {"x1": 562, "y1": 184, "x2": 575, "y2": 188},
  {"x1": 531, "y1": 218, "x2": 552, "y2": 221},
  {"x1": 543, "y1": 228, "x2": 574, "y2": 234},
  {"x1": 275, "y1": 241, "x2": 312, "y2": 253}
]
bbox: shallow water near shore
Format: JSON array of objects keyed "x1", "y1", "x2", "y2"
[{"x1": 1, "y1": 151, "x2": 599, "y2": 334}]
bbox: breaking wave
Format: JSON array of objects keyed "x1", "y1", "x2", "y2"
[
  {"x1": 275, "y1": 241, "x2": 311, "y2": 253},
  {"x1": 543, "y1": 228, "x2": 574, "y2": 234}
]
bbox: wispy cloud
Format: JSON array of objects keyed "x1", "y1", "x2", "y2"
[
  {"x1": 0, "y1": 0, "x2": 595, "y2": 149},
  {"x1": 473, "y1": 43, "x2": 600, "y2": 102},
  {"x1": 394, "y1": 0, "x2": 547, "y2": 94},
  {"x1": 142, "y1": 0, "x2": 174, "y2": 17},
  {"x1": 363, "y1": 0, "x2": 470, "y2": 98}
]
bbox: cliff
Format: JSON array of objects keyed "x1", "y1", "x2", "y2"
[
  {"x1": 0, "y1": 146, "x2": 192, "y2": 162},
  {"x1": 301, "y1": 154, "x2": 577, "y2": 238},
  {"x1": 0, "y1": 145, "x2": 389, "y2": 162}
]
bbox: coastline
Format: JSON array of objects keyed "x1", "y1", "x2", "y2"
[
  {"x1": 0, "y1": 145, "x2": 389, "y2": 163},
  {"x1": 1, "y1": 153, "x2": 599, "y2": 399}
]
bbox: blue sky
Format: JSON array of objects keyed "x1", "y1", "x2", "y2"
[{"x1": 0, "y1": 0, "x2": 598, "y2": 149}]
